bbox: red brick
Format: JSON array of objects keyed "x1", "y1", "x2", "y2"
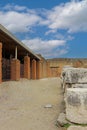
[
  {"x1": 36, "y1": 60, "x2": 42, "y2": 79},
  {"x1": 11, "y1": 59, "x2": 20, "y2": 81},
  {"x1": 32, "y1": 59, "x2": 36, "y2": 79},
  {"x1": 24, "y1": 56, "x2": 30, "y2": 79}
]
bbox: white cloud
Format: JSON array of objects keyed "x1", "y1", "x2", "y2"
[
  {"x1": 1, "y1": 1, "x2": 87, "y2": 33},
  {"x1": 1, "y1": 2, "x2": 86, "y2": 58},
  {"x1": 41, "y1": 0, "x2": 87, "y2": 33},
  {"x1": 3, "y1": 4, "x2": 27, "y2": 11},
  {"x1": 0, "y1": 5, "x2": 42, "y2": 33},
  {"x1": 22, "y1": 38, "x2": 67, "y2": 58}
]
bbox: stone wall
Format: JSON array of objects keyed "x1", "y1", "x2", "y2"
[
  {"x1": 47, "y1": 58, "x2": 87, "y2": 77},
  {"x1": 61, "y1": 67, "x2": 87, "y2": 126}
]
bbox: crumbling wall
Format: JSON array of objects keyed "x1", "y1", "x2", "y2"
[
  {"x1": 47, "y1": 58, "x2": 87, "y2": 77},
  {"x1": 61, "y1": 67, "x2": 87, "y2": 125}
]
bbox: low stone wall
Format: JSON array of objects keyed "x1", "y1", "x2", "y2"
[
  {"x1": 61, "y1": 67, "x2": 87, "y2": 91},
  {"x1": 62, "y1": 68, "x2": 87, "y2": 84},
  {"x1": 58, "y1": 67, "x2": 87, "y2": 129},
  {"x1": 65, "y1": 88, "x2": 87, "y2": 124}
]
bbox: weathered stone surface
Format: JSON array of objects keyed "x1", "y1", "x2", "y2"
[
  {"x1": 68, "y1": 126, "x2": 87, "y2": 130},
  {"x1": 44, "y1": 104, "x2": 52, "y2": 108},
  {"x1": 65, "y1": 88, "x2": 87, "y2": 124},
  {"x1": 57, "y1": 113, "x2": 68, "y2": 126},
  {"x1": 62, "y1": 68, "x2": 87, "y2": 84},
  {"x1": 72, "y1": 84, "x2": 87, "y2": 88}
]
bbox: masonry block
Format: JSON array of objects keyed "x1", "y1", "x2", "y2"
[
  {"x1": 0, "y1": 42, "x2": 2, "y2": 83},
  {"x1": 24, "y1": 56, "x2": 30, "y2": 79},
  {"x1": 62, "y1": 68, "x2": 87, "y2": 84},
  {"x1": 11, "y1": 59, "x2": 20, "y2": 81},
  {"x1": 32, "y1": 59, "x2": 36, "y2": 80},
  {"x1": 65, "y1": 88, "x2": 87, "y2": 124}
]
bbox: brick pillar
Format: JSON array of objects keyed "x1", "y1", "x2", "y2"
[
  {"x1": 11, "y1": 59, "x2": 20, "y2": 81},
  {"x1": 36, "y1": 60, "x2": 42, "y2": 79},
  {"x1": 32, "y1": 59, "x2": 36, "y2": 80},
  {"x1": 24, "y1": 56, "x2": 30, "y2": 79},
  {"x1": 46, "y1": 61, "x2": 51, "y2": 77},
  {"x1": 0, "y1": 43, "x2": 2, "y2": 83}
]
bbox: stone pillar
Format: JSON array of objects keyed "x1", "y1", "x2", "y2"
[
  {"x1": 0, "y1": 43, "x2": 2, "y2": 83},
  {"x1": 36, "y1": 60, "x2": 42, "y2": 79},
  {"x1": 32, "y1": 59, "x2": 36, "y2": 80},
  {"x1": 11, "y1": 59, "x2": 20, "y2": 81},
  {"x1": 15, "y1": 46, "x2": 17, "y2": 59},
  {"x1": 24, "y1": 56, "x2": 30, "y2": 79},
  {"x1": 46, "y1": 61, "x2": 51, "y2": 77}
]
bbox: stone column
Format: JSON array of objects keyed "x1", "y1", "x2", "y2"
[
  {"x1": 24, "y1": 56, "x2": 30, "y2": 79},
  {"x1": 36, "y1": 60, "x2": 42, "y2": 79},
  {"x1": 32, "y1": 59, "x2": 36, "y2": 80},
  {"x1": 0, "y1": 42, "x2": 2, "y2": 83},
  {"x1": 11, "y1": 59, "x2": 20, "y2": 81},
  {"x1": 46, "y1": 61, "x2": 51, "y2": 77},
  {"x1": 15, "y1": 46, "x2": 17, "y2": 59}
]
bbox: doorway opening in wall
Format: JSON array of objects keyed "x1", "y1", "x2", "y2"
[
  {"x1": 20, "y1": 58, "x2": 24, "y2": 78},
  {"x1": 2, "y1": 44, "x2": 13, "y2": 81},
  {"x1": 2, "y1": 58, "x2": 11, "y2": 81}
]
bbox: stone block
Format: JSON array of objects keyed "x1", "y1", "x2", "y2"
[
  {"x1": 68, "y1": 126, "x2": 87, "y2": 130},
  {"x1": 65, "y1": 88, "x2": 87, "y2": 124},
  {"x1": 57, "y1": 113, "x2": 68, "y2": 126},
  {"x1": 72, "y1": 84, "x2": 87, "y2": 88},
  {"x1": 62, "y1": 68, "x2": 87, "y2": 84}
]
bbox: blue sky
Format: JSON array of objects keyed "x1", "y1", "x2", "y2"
[{"x1": 0, "y1": 0, "x2": 87, "y2": 59}]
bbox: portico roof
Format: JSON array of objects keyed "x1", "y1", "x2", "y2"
[{"x1": 0, "y1": 24, "x2": 40, "y2": 61}]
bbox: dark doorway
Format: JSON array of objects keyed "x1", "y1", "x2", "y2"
[
  {"x1": 2, "y1": 58, "x2": 11, "y2": 81},
  {"x1": 20, "y1": 63, "x2": 24, "y2": 78}
]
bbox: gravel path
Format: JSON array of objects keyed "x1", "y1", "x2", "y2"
[{"x1": 0, "y1": 78, "x2": 65, "y2": 130}]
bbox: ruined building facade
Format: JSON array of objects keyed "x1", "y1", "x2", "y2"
[{"x1": 0, "y1": 24, "x2": 87, "y2": 83}]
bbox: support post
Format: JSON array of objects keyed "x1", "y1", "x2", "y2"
[
  {"x1": 15, "y1": 46, "x2": 17, "y2": 59},
  {"x1": 32, "y1": 59, "x2": 36, "y2": 79},
  {"x1": 36, "y1": 60, "x2": 42, "y2": 79},
  {"x1": 46, "y1": 61, "x2": 51, "y2": 77},
  {"x1": 0, "y1": 42, "x2": 2, "y2": 83},
  {"x1": 11, "y1": 59, "x2": 20, "y2": 81},
  {"x1": 24, "y1": 56, "x2": 30, "y2": 79}
]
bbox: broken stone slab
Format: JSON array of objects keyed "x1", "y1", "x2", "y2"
[
  {"x1": 62, "y1": 68, "x2": 87, "y2": 84},
  {"x1": 72, "y1": 84, "x2": 87, "y2": 88},
  {"x1": 44, "y1": 104, "x2": 52, "y2": 108},
  {"x1": 65, "y1": 88, "x2": 87, "y2": 124},
  {"x1": 61, "y1": 66, "x2": 73, "y2": 85},
  {"x1": 67, "y1": 126, "x2": 87, "y2": 130},
  {"x1": 57, "y1": 113, "x2": 69, "y2": 126},
  {"x1": 63, "y1": 83, "x2": 87, "y2": 93}
]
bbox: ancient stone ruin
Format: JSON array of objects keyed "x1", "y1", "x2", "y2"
[{"x1": 58, "y1": 67, "x2": 87, "y2": 130}]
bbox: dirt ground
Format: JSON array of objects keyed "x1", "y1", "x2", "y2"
[{"x1": 0, "y1": 78, "x2": 65, "y2": 130}]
